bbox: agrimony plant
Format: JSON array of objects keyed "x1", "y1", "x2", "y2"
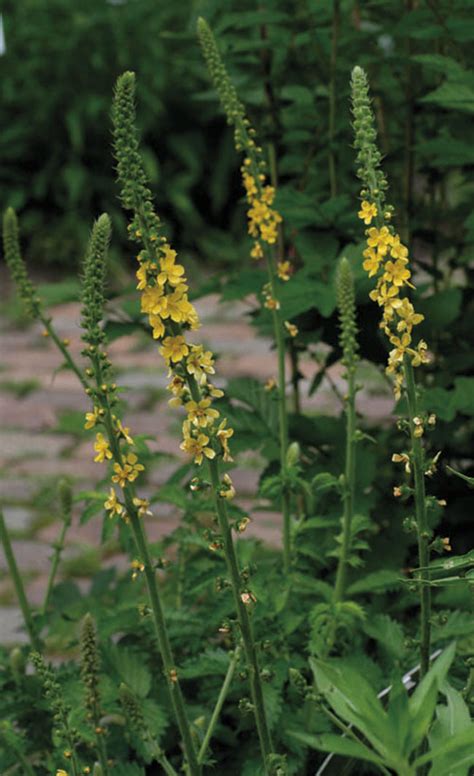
[
  {"x1": 30, "y1": 652, "x2": 81, "y2": 776},
  {"x1": 2, "y1": 207, "x2": 89, "y2": 390},
  {"x1": 112, "y1": 70, "x2": 280, "y2": 774},
  {"x1": 79, "y1": 614, "x2": 108, "y2": 774},
  {"x1": 79, "y1": 214, "x2": 200, "y2": 775},
  {"x1": 333, "y1": 257, "x2": 359, "y2": 605},
  {"x1": 197, "y1": 17, "x2": 295, "y2": 574},
  {"x1": 351, "y1": 66, "x2": 444, "y2": 676}
]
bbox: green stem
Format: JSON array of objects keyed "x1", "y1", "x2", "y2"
[
  {"x1": 328, "y1": 0, "x2": 340, "y2": 198},
  {"x1": 126, "y1": 507, "x2": 200, "y2": 775},
  {"x1": 403, "y1": 355, "x2": 431, "y2": 678},
  {"x1": 333, "y1": 364, "x2": 356, "y2": 603},
  {"x1": 198, "y1": 645, "x2": 241, "y2": 764},
  {"x1": 0, "y1": 511, "x2": 41, "y2": 651},
  {"x1": 207, "y1": 458, "x2": 273, "y2": 772},
  {"x1": 183, "y1": 373, "x2": 273, "y2": 770},
  {"x1": 42, "y1": 509, "x2": 72, "y2": 615},
  {"x1": 40, "y1": 314, "x2": 89, "y2": 390}
]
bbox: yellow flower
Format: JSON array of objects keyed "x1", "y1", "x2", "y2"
[
  {"x1": 395, "y1": 299, "x2": 424, "y2": 332},
  {"x1": 218, "y1": 473, "x2": 236, "y2": 499},
  {"x1": 136, "y1": 262, "x2": 151, "y2": 290},
  {"x1": 141, "y1": 285, "x2": 167, "y2": 317},
  {"x1": 57, "y1": 771, "x2": 69, "y2": 776},
  {"x1": 250, "y1": 241, "x2": 263, "y2": 260},
  {"x1": 407, "y1": 339, "x2": 429, "y2": 367},
  {"x1": 160, "y1": 335, "x2": 189, "y2": 363},
  {"x1": 261, "y1": 185, "x2": 275, "y2": 205},
  {"x1": 358, "y1": 200, "x2": 378, "y2": 225},
  {"x1": 112, "y1": 453, "x2": 145, "y2": 487},
  {"x1": 84, "y1": 407, "x2": 100, "y2": 430},
  {"x1": 388, "y1": 332, "x2": 412, "y2": 363},
  {"x1": 185, "y1": 398, "x2": 220, "y2": 428},
  {"x1": 264, "y1": 296, "x2": 280, "y2": 310},
  {"x1": 216, "y1": 419, "x2": 234, "y2": 462},
  {"x1": 116, "y1": 419, "x2": 134, "y2": 445},
  {"x1": 186, "y1": 345, "x2": 215, "y2": 380},
  {"x1": 180, "y1": 423, "x2": 216, "y2": 465},
  {"x1": 208, "y1": 383, "x2": 224, "y2": 399},
  {"x1": 104, "y1": 487, "x2": 124, "y2": 517},
  {"x1": 389, "y1": 235, "x2": 409, "y2": 261},
  {"x1": 362, "y1": 248, "x2": 381, "y2": 277},
  {"x1": 284, "y1": 321, "x2": 298, "y2": 337},
  {"x1": 133, "y1": 496, "x2": 152, "y2": 516},
  {"x1": 383, "y1": 260, "x2": 411, "y2": 287},
  {"x1": 260, "y1": 220, "x2": 279, "y2": 244},
  {"x1": 157, "y1": 248, "x2": 186, "y2": 287},
  {"x1": 392, "y1": 452, "x2": 411, "y2": 474},
  {"x1": 94, "y1": 432, "x2": 112, "y2": 463},
  {"x1": 162, "y1": 286, "x2": 194, "y2": 323},
  {"x1": 243, "y1": 172, "x2": 258, "y2": 198},
  {"x1": 367, "y1": 226, "x2": 392, "y2": 256},
  {"x1": 369, "y1": 282, "x2": 400, "y2": 310},
  {"x1": 277, "y1": 261, "x2": 292, "y2": 281},
  {"x1": 148, "y1": 313, "x2": 165, "y2": 340}
]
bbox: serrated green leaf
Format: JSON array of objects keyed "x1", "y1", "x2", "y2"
[{"x1": 347, "y1": 569, "x2": 401, "y2": 596}]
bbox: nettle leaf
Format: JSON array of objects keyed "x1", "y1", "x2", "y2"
[
  {"x1": 179, "y1": 649, "x2": 230, "y2": 679},
  {"x1": 347, "y1": 569, "x2": 401, "y2": 596},
  {"x1": 277, "y1": 273, "x2": 337, "y2": 319},
  {"x1": 417, "y1": 288, "x2": 462, "y2": 331},
  {"x1": 108, "y1": 646, "x2": 152, "y2": 698},
  {"x1": 432, "y1": 610, "x2": 474, "y2": 640},
  {"x1": 453, "y1": 377, "x2": 474, "y2": 415},
  {"x1": 114, "y1": 765, "x2": 146, "y2": 776},
  {"x1": 422, "y1": 387, "x2": 456, "y2": 422},
  {"x1": 262, "y1": 683, "x2": 283, "y2": 731},
  {"x1": 421, "y1": 80, "x2": 474, "y2": 114},
  {"x1": 363, "y1": 614, "x2": 406, "y2": 659}
]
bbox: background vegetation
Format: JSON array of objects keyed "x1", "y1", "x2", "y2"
[{"x1": 0, "y1": 1, "x2": 473, "y2": 774}]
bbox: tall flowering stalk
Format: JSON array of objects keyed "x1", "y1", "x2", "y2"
[
  {"x1": 350, "y1": 66, "x2": 432, "y2": 676},
  {"x1": 2, "y1": 207, "x2": 89, "y2": 391},
  {"x1": 333, "y1": 257, "x2": 359, "y2": 604},
  {"x1": 79, "y1": 614, "x2": 109, "y2": 775},
  {"x1": 79, "y1": 215, "x2": 200, "y2": 776},
  {"x1": 197, "y1": 17, "x2": 295, "y2": 573},
  {"x1": 30, "y1": 652, "x2": 81, "y2": 776},
  {"x1": 112, "y1": 71, "x2": 278, "y2": 774}
]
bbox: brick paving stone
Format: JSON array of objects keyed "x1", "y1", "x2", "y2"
[
  {"x1": 1, "y1": 505, "x2": 34, "y2": 533},
  {"x1": 0, "y1": 430, "x2": 72, "y2": 464},
  {"x1": 0, "y1": 477, "x2": 38, "y2": 502},
  {"x1": 0, "y1": 541, "x2": 52, "y2": 573},
  {"x1": 0, "y1": 607, "x2": 29, "y2": 645}
]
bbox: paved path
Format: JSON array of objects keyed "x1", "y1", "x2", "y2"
[{"x1": 0, "y1": 285, "x2": 393, "y2": 644}]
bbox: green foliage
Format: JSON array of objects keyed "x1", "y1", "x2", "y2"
[{"x1": 1, "y1": 2, "x2": 474, "y2": 774}]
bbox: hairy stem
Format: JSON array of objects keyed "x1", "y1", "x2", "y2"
[
  {"x1": 0, "y1": 511, "x2": 41, "y2": 651},
  {"x1": 198, "y1": 645, "x2": 241, "y2": 764},
  {"x1": 40, "y1": 314, "x2": 89, "y2": 390},
  {"x1": 333, "y1": 363, "x2": 356, "y2": 603},
  {"x1": 403, "y1": 355, "x2": 431, "y2": 677},
  {"x1": 42, "y1": 507, "x2": 72, "y2": 615},
  {"x1": 184, "y1": 373, "x2": 274, "y2": 771}
]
